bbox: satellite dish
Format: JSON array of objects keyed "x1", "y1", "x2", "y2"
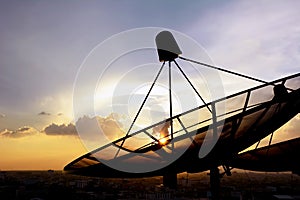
[{"x1": 65, "y1": 29, "x2": 300, "y2": 198}]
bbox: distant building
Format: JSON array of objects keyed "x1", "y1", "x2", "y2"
[{"x1": 76, "y1": 179, "x2": 88, "y2": 189}]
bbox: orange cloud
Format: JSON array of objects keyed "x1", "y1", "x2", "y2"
[{"x1": 0, "y1": 126, "x2": 39, "y2": 138}]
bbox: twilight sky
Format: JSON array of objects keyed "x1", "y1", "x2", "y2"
[{"x1": 0, "y1": 0, "x2": 299, "y2": 170}]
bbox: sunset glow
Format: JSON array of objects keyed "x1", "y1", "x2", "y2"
[{"x1": 1, "y1": 1, "x2": 299, "y2": 171}]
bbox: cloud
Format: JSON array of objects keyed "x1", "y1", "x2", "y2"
[
  {"x1": 38, "y1": 111, "x2": 51, "y2": 116},
  {"x1": 44, "y1": 123, "x2": 77, "y2": 136},
  {"x1": 0, "y1": 113, "x2": 5, "y2": 118},
  {"x1": 42, "y1": 113, "x2": 125, "y2": 142},
  {"x1": 18, "y1": 127, "x2": 30, "y2": 132},
  {"x1": 75, "y1": 113, "x2": 125, "y2": 142},
  {"x1": 0, "y1": 126, "x2": 39, "y2": 138},
  {"x1": 257, "y1": 114, "x2": 300, "y2": 147},
  {"x1": 278, "y1": 114, "x2": 300, "y2": 140},
  {"x1": 189, "y1": 0, "x2": 300, "y2": 83}
]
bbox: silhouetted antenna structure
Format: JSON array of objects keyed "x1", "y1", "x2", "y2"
[
  {"x1": 65, "y1": 30, "x2": 300, "y2": 199},
  {"x1": 115, "y1": 30, "x2": 295, "y2": 157},
  {"x1": 115, "y1": 31, "x2": 212, "y2": 157}
]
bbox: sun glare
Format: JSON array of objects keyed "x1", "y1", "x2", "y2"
[{"x1": 159, "y1": 137, "x2": 168, "y2": 145}]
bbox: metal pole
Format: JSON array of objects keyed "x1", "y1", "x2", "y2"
[
  {"x1": 169, "y1": 61, "x2": 173, "y2": 140},
  {"x1": 179, "y1": 56, "x2": 294, "y2": 91},
  {"x1": 115, "y1": 61, "x2": 165, "y2": 158},
  {"x1": 179, "y1": 56, "x2": 269, "y2": 84},
  {"x1": 173, "y1": 60, "x2": 212, "y2": 113}
]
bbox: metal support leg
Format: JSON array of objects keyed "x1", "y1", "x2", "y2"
[
  {"x1": 163, "y1": 171, "x2": 177, "y2": 189},
  {"x1": 169, "y1": 61, "x2": 173, "y2": 140},
  {"x1": 210, "y1": 167, "x2": 220, "y2": 200}
]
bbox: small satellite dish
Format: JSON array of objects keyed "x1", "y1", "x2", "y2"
[{"x1": 155, "y1": 31, "x2": 182, "y2": 62}]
